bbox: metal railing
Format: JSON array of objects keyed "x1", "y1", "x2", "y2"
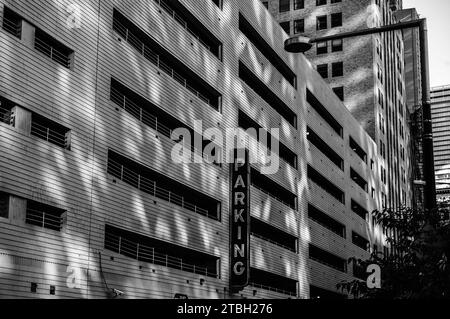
[
  {"x1": 244, "y1": 133, "x2": 296, "y2": 169},
  {"x1": 35, "y1": 36, "x2": 71, "y2": 68},
  {"x1": 2, "y1": 16, "x2": 21, "y2": 38},
  {"x1": 31, "y1": 121, "x2": 68, "y2": 149},
  {"x1": 153, "y1": 0, "x2": 212, "y2": 52},
  {"x1": 26, "y1": 208, "x2": 64, "y2": 231},
  {"x1": 250, "y1": 232, "x2": 296, "y2": 253},
  {"x1": 105, "y1": 232, "x2": 218, "y2": 278},
  {"x1": 0, "y1": 106, "x2": 12, "y2": 125},
  {"x1": 309, "y1": 256, "x2": 347, "y2": 273},
  {"x1": 252, "y1": 183, "x2": 296, "y2": 210},
  {"x1": 107, "y1": 158, "x2": 217, "y2": 220},
  {"x1": 112, "y1": 19, "x2": 212, "y2": 107},
  {"x1": 249, "y1": 282, "x2": 297, "y2": 297},
  {"x1": 309, "y1": 216, "x2": 345, "y2": 238},
  {"x1": 110, "y1": 87, "x2": 172, "y2": 138},
  {"x1": 110, "y1": 87, "x2": 218, "y2": 165}
]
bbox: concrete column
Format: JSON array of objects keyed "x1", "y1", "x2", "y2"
[
  {"x1": 21, "y1": 20, "x2": 35, "y2": 49},
  {"x1": 11, "y1": 105, "x2": 32, "y2": 135},
  {"x1": 9, "y1": 195, "x2": 27, "y2": 226}
]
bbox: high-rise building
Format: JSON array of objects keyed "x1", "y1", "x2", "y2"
[
  {"x1": 394, "y1": 8, "x2": 425, "y2": 210},
  {"x1": 431, "y1": 85, "x2": 450, "y2": 202},
  {"x1": 264, "y1": 0, "x2": 413, "y2": 210},
  {"x1": 0, "y1": 0, "x2": 389, "y2": 299},
  {"x1": 394, "y1": 8, "x2": 421, "y2": 114}
]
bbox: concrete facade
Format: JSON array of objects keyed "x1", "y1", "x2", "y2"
[
  {"x1": 431, "y1": 85, "x2": 450, "y2": 202},
  {"x1": 0, "y1": 0, "x2": 388, "y2": 299},
  {"x1": 264, "y1": 0, "x2": 413, "y2": 211},
  {"x1": 394, "y1": 8, "x2": 424, "y2": 210}
]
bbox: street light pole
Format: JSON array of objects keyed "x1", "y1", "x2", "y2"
[{"x1": 285, "y1": 18, "x2": 437, "y2": 210}]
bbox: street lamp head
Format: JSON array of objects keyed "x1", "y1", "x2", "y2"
[{"x1": 284, "y1": 35, "x2": 312, "y2": 53}]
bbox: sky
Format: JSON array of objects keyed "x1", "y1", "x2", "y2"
[{"x1": 403, "y1": 0, "x2": 450, "y2": 88}]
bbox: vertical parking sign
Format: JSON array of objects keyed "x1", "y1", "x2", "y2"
[{"x1": 230, "y1": 149, "x2": 250, "y2": 292}]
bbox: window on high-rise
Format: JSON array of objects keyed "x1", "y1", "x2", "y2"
[
  {"x1": 113, "y1": 9, "x2": 222, "y2": 110},
  {"x1": 239, "y1": 13, "x2": 297, "y2": 89},
  {"x1": 251, "y1": 217, "x2": 298, "y2": 252},
  {"x1": 317, "y1": 41, "x2": 328, "y2": 54},
  {"x1": 0, "y1": 96, "x2": 15, "y2": 125},
  {"x1": 250, "y1": 268, "x2": 298, "y2": 296},
  {"x1": 308, "y1": 204, "x2": 346, "y2": 238},
  {"x1": 26, "y1": 200, "x2": 66, "y2": 231},
  {"x1": 331, "y1": 39, "x2": 343, "y2": 52},
  {"x1": 294, "y1": 0, "x2": 304, "y2": 10},
  {"x1": 309, "y1": 244, "x2": 347, "y2": 272},
  {"x1": 350, "y1": 168, "x2": 368, "y2": 193},
  {"x1": 316, "y1": 0, "x2": 327, "y2": 6},
  {"x1": 35, "y1": 29, "x2": 74, "y2": 69},
  {"x1": 378, "y1": 89, "x2": 384, "y2": 109},
  {"x1": 307, "y1": 127, "x2": 344, "y2": 170},
  {"x1": 262, "y1": 1, "x2": 268, "y2": 9},
  {"x1": 331, "y1": 0, "x2": 342, "y2": 3},
  {"x1": 0, "y1": 192, "x2": 8, "y2": 219},
  {"x1": 333, "y1": 87, "x2": 344, "y2": 101},
  {"x1": 306, "y1": 89, "x2": 343, "y2": 138},
  {"x1": 382, "y1": 192, "x2": 387, "y2": 208},
  {"x1": 279, "y1": 0, "x2": 290, "y2": 12},
  {"x1": 239, "y1": 110, "x2": 297, "y2": 168},
  {"x1": 31, "y1": 113, "x2": 72, "y2": 150},
  {"x1": 351, "y1": 199, "x2": 369, "y2": 221},
  {"x1": 239, "y1": 61, "x2": 297, "y2": 128},
  {"x1": 332, "y1": 62, "x2": 343, "y2": 77},
  {"x1": 317, "y1": 64, "x2": 328, "y2": 78},
  {"x1": 210, "y1": 0, "x2": 222, "y2": 9},
  {"x1": 380, "y1": 140, "x2": 386, "y2": 159},
  {"x1": 377, "y1": 64, "x2": 383, "y2": 84},
  {"x1": 381, "y1": 167, "x2": 387, "y2": 184},
  {"x1": 379, "y1": 114, "x2": 385, "y2": 134},
  {"x1": 398, "y1": 78, "x2": 403, "y2": 94},
  {"x1": 2, "y1": 7, "x2": 22, "y2": 38},
  {"x1": 331, "y1": 12, "x2": 342, "y2": 28},
  {"x1": 105, "y1": 225, "x2": 220, "y2": 278},
  {"x1": 308, "y1": 165, "x2": 345, "y2": 204},
  {"x1": 150, "y1": 0, "x2": 223, "y2": 60},
  {"x1": 294, "y1": 19, "x2": 304, "y2": 34},
  {"x1": 252, "y1": 168, "x2": 298, "y2": 210},
  {"x1": 107, "y1": 150, "x2": 222, "y2": 220},
  {"x1": 352, "y1": 232, "x2": 370, "y2": 252},
  {"x1": 317, "y1": 15, "x2": 327, "y2": 30},
  {"x1": 279, "y1": 21, "x2": 290, "y2": 35},
  {"x1": 349, "y1": 137, "x2": 367, "y2": 163}
]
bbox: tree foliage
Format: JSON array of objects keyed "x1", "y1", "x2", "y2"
[{"x1": 337, "y1": 205, "x2": 450, "y2": 299}]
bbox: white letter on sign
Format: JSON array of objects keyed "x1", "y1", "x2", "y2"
[
  {"x1": 234, "y1": 192, "x2": 245, "y2": 205},
  {"x1": 233, "y1": 262, "x2": 245, "y2": 275},
  {"x1": 234, "y1": 209, "x2": 245, "y2": 223},
  {"x1": 234, "y1": 244, "x2": 245, "y2": 258},
  {"x1": 234, "y1": 175, "x2": 246, "y2": 188}
]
